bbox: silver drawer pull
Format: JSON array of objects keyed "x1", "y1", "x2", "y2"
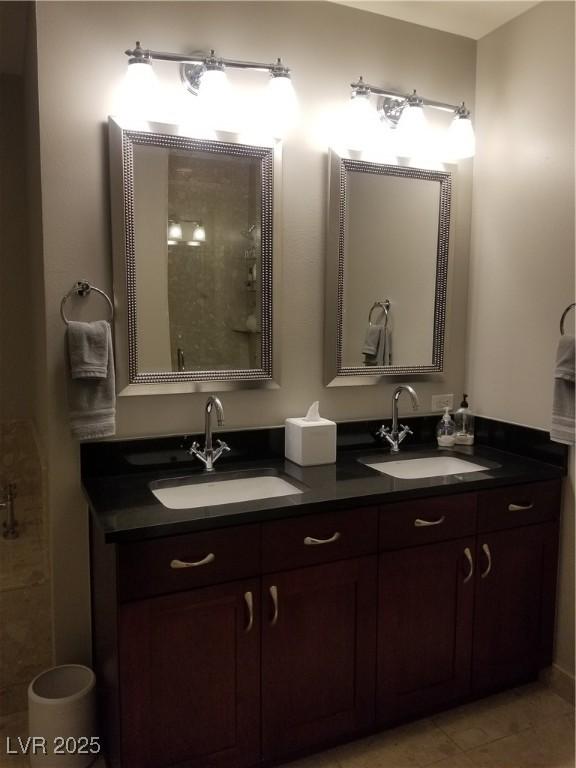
[
  {"x1": 414, "y1": 516, "x2": 446, "y2": 527},
  {"x1": 463, "y1": 547, "x2": 474, "y2": 584},
  {"x1": 481, "y1": 543, "x2": 492, "y2": 579},
  {"x1": 304, "y1": 532, "x2": 341, "y2": 546},
  {"x1": 269, "y1": 585, "x2": 279, "y2": 626},
  {"x1": 508, "y1": 503, "x2": 534, "y2": 511},
  {"x1": 170, "y1": 553, "x2": 215, "y2": 569},
  {"x1": 244, "y1": 591, "x2": 254, "y2": 633}
]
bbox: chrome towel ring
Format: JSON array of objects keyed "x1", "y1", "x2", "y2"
[
  {"x1": 60, "y1": 281, "x2": 114, "y2": 325},
  {"x1": 368, "y1": 299, "x2": 391, "y2": 326},
  {"x1": 560, "y1": 303, "x2": 575, "y2": 335}
]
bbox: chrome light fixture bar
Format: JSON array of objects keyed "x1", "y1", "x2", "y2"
[
  {"x1": 125, "y1": 41, "x2": 292, "y2": 96},
  {"x1": 349, "y1": 76, "x2": 475, "y2": 159},
  {"x1": 350, "y1": 77, "x2": 469, "y2": 123}
]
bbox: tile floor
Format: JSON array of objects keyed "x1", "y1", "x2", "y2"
[{"x1": 0, "y1": 680, "x2": 573, "y2": 767}]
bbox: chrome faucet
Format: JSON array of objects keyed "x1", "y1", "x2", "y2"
[
  {"x1": 377, "y1": 385, "x2": 420, "y2": 453},
  {"x1": 188, "y1": 396, "x2": 231, "y2": 471}
]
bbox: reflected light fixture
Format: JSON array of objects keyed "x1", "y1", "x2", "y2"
[
  {"x1": 123, "y1": 42, "x2": 296, "y2": 135},
  {"x1": 345, "y1": 77, "x2": 475, "y2": 161},
  {"x1": 167, "y1": 220, "x2": 183, "y2": 246},
  {"x1": 191, "y1": 223, "x2": 206, "y2": 243}
]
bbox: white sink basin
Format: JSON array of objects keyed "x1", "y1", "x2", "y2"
[
  {"x1": 362, "y1": 456, "x2": 491, "y2": 480},
  {"x1": 151, "y1": 473, "x2": 303, "y2": 510}
]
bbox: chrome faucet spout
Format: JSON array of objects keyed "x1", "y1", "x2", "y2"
[
  {"x1": 189, "y1": 396, "x2": 230, "y2": 471},
  {"x1": 378, "y1": 385, "x2": 420, "y2": 453},
  {"x1": 205, "y1": 396, "x2": 224, "y2": 456}
]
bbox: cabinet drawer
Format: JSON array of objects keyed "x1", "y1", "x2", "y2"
[
  {"x1": 478, "y1": 480, "x2": 561, "y2": 533},
  {"x1": 117, "y1": 524, "x2": 260, "y2": 602},
  {"x1": 379, "y1": 494, "x2": 477, "y2": 551},
  {"x1": 262, "y1": 507, "x2": 378, "y2": 573}
]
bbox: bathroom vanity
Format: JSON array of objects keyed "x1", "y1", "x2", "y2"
[{"x1": 85, "y1": 423, "x2": 565, "y2": 768}]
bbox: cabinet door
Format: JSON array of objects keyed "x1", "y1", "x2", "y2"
[
  {"x1": 261, "y1": 556, "x2": 377, "y2": 762},
  {"x1": 377, "y1": 538, "x2": 475, "y2": 724},
  {"x1": 119, "y1": 579, "x2": 260, "y2": 768},
  {"x1": 472, "y1": 523, "x2": 557, "y2": 695}
]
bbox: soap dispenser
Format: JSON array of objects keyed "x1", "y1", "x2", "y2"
[
  {"x1": 436, "y1": 407, "x2": 456, "y2": 448},
  {"x1": 454, "y1": 393, "x2": 475, "y2": 445}
]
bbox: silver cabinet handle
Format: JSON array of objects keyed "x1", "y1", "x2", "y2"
[
  {"x1": 304, "y1": 532, "x2": 341, "y2": 546},
  {"x1": 269, "y1": 585, "x2": 279, "y2": 626},
  {"x1": 244, "y1": 591, "x2": 254, "y2": 633},
  {"x1": 414, "y1": 516, "x2": 446, "y2": 527},
  {"x1": 170, "y1": 553, "x2": 215, "y2": 569},
  {"x1": 463, "y1": 547, "x2": 474, "y2": 583},
  {"x1": 481, "y1": 543, "x2": 492, "y2": 579},
  {"x1": 508, "y1": 502, "x2": 534, "y2": 511}
]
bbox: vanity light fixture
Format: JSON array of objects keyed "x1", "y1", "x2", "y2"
[
  {"x1": 123, "y1": 42, "x2": 297, "y2": 135},
  {"x1": 447, "y1": 103, "x2": 476, "y2": 159},
  {"x1": 345, "y1": 77, "x2": 381, "y2": 151},
  {"x1": 347, "y1": 78, "x2": 475, "y2": 160},
  {"x1": 167, "y1": 220, "x2": 183, "y2": 245},
  {"x1": 191, "y1": 223, "x2": 206, "y2": 243}
]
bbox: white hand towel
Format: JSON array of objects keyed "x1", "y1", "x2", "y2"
[
  {"x1": 67, "y1": 321, "x2": 116, "y2": 440},
  {"x1": 551, "y1": 334, "x2": 575, "y2": 445},
  {"x1": 363, "y1": 325, "x2": 382, "y2": 365},
  {"x1": 67, "y1": 320, "x2": 109, "y2": 378}
]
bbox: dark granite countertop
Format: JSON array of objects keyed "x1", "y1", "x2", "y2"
[{"x1": 83, "y1": 434, "x2": 565, "y2": 543}]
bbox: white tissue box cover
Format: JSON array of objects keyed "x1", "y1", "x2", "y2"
[{"x1": 285, "y1": 417, "x2": 337, "y2": 466}]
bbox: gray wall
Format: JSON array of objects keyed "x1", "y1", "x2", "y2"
[
  {"x1": 33, "y1": 1, "x2": 476, "y2": 661},
  {"x1": 469, "y1": 1, "x2": 575, "y2": 681}
]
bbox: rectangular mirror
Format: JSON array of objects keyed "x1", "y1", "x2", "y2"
[
  {"x1": 109, "y1": 118, "x2": 280, "y2": 395},
  {"x1": 325, "y1": 149, "x2": 452, "y2": 385}
]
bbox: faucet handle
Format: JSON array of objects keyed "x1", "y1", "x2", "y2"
[
  {"x1": 187, "y1": 440, "x2": 201, "y2": 456},
  {"x1": 398, "y1": 424, "x2": 413, "y2": 444},
  {"x1": 376, "y1": 424, "x2": 390, "y2": 438},
  {"x1": 215, "y1": 439, "x2": 231, "y2": 457}
]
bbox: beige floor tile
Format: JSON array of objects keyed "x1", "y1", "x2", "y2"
[
  {"x1": 334, "y1": 719, "x2": 464, "y2": 768},
  {"x1": 427, "y1": 755, "x2": 476, "y2": 768},
  {"x1": 433, "y1": 689, "x2": 536, "y2": 750},
  {"x1": 510, "y1": 681, "x2": 574, "y2": 723},
  {"x1": 466, "y1": 711, "x2": 575, "y2": 768},
  {"x1": 280, "y1": 751, "x2": 342, "y2": 768}
]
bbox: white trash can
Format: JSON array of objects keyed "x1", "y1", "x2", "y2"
[{"x1": 27, "y1": 665, "x2": 99, "y2": 767}]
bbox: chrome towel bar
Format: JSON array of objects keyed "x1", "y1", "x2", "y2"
[
  {"x1": 560, "y1": 303, "x2": 575, "y2": 335},
  {"x1": 60, "y1": 281, "x2": 114, "y2": 325}
]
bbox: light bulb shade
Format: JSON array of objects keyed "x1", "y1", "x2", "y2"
[
  {"x1": 395, "y1": 103, "x2": 428, "y2": 157},
  {"x1": 121, "y1": 61, "x2": 159, "y2": 121},
  {"x1": 344, "y1": 93, "x2": 380, "y2": 151},
  {"x1": 266, "y1": 75, "x2": 298, "y2": 138},
  {"x1": 198, "y1": 68, "x2": 231, "y2": 129},
  {"x1": 447, "y1": 115, "x2": 476, "y2": 159},
  {"x1": 167, "y1": 221, "x2": 183, "y2": 241},
  {"x1": 192, "y1": 224, "x2": 206, "y2": 242}
]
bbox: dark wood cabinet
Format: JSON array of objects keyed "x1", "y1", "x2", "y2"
[
  {"x1": 377, "y1": 538, "x2": 475, "y2": 724},
  {"x1": 118, "y1": 579, "x2": 260, "y2": 768},
  {"x1": 261, "y1": 557, "x2": 377, "y2": 762},
  {"x1": 91, "y1": 478, "x2": 562, "y2": 768},
  {"x1": 472, "y1": 523, "x2": 557, "y2": 695}
]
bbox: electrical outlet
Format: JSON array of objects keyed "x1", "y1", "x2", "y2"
[{"x1": 431, "y1": 394, "x2": 454, "y2": 411}]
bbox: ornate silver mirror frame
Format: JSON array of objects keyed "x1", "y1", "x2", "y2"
[
  {"x1": 109, "y1": 117, "x2": 281, "y2": 395},
  {"x1": 325, "y1": 149, "x2": 452, "y2": 386}
]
